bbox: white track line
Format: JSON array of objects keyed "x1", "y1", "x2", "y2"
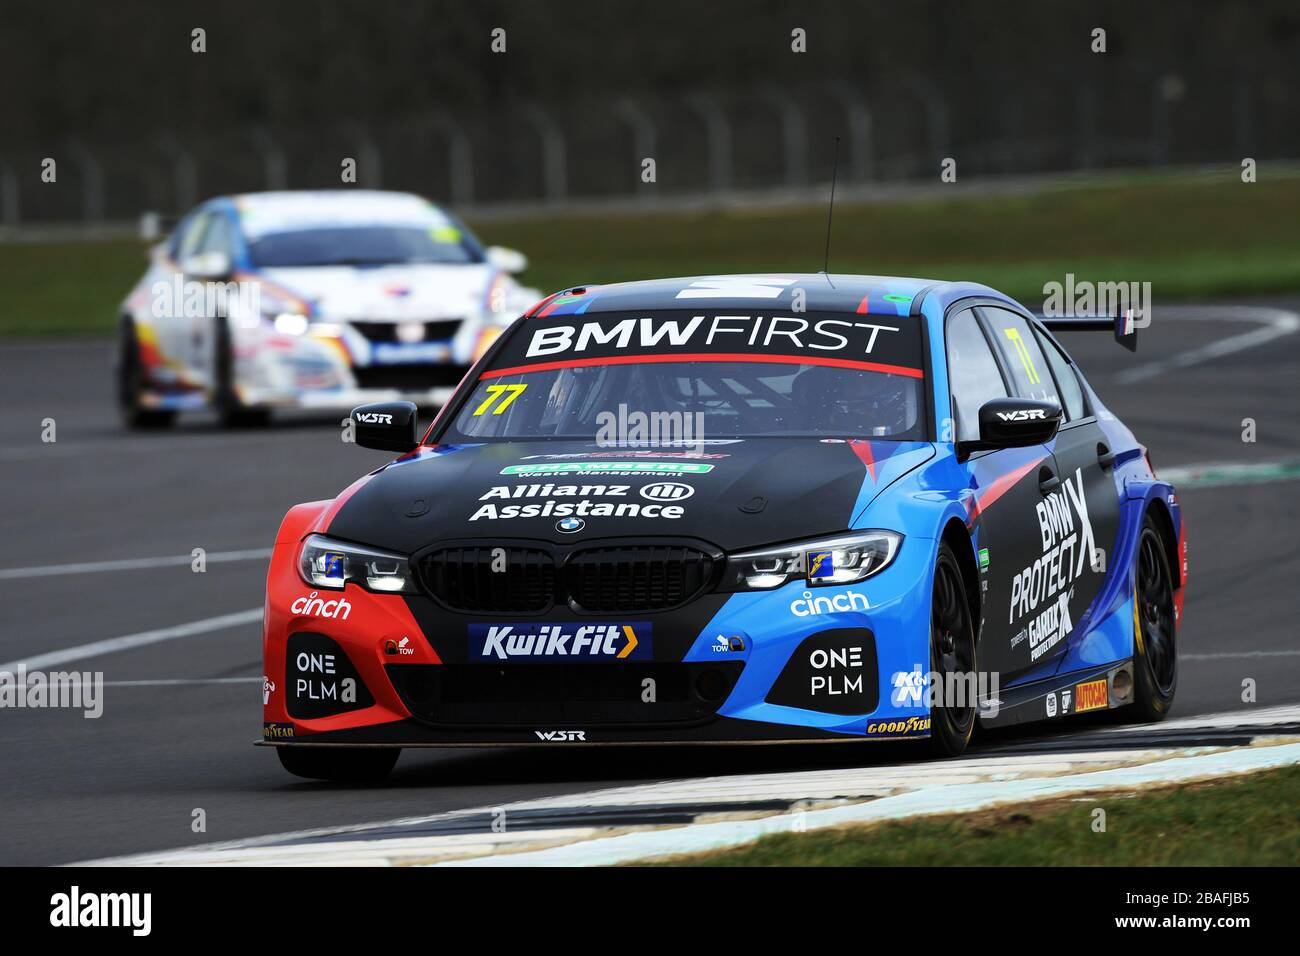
[
  {"x1": 1113, "y1": 305, "x2": 1300, "y2": 384},
  {"x1": 446, "y1": 741, "x2": 1300, "y2": 866},
  {"x1": 0, "y1": 608, "x2": 262, "y2": 673},
  {"x1": 1183, "y1": 650, "x2": 1300, "y2": 661},
  {"x1": 0, "y1": 548, "x2": 271, "y2": 581}
]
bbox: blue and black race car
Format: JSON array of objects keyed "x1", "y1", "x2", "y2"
[{"x1": 260, "y1": 273, "x2": 1186, "y2": 781}]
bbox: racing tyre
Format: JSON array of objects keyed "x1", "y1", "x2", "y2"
[
  {"x1": 928, "y1": 543, "x2": 977, "y2": 757},
  {"x1": 214, "y1": 317, "x2": 271, "y2": 428},
  {"x1": 276, "y1": 746, "x2": 400, "y2": 782},
  {"x1": 116, "y1": 323, "x2": 176, "y2": 429},
  {"x1": 1128, "y1": 513, "x2": 1178, "y2": 722}
]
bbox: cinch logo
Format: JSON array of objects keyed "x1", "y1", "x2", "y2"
[
  {"x1": 290, "y1": 591, "x2": 352, "y2": 620},
  {"x1": 471, "y1": 623, "x2": 652, "y2": 661},
  {"x1": 1074, "y1": 678, "x2": 1109, "y2": 713},
  {"x1": 790, "y1": 589, "x2": 870, "y2": 617}
]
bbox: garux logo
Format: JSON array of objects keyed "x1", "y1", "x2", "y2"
[
  {"x1": 355, "y1": 411, "x2": 393, "y2": 424},
  {"x1": 535, "y1": 730, "x2": 586, "y2": 741},
  {"x1": 996, "y1": 408, "x2": 1047, "y2": 422}
]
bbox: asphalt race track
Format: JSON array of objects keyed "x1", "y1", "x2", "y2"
[{"x1": 2, "y1": 301, "x2": 1298, "y2": 865}]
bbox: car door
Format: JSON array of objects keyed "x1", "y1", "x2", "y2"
[
  {"x1": 184, "y1": 210, "x2": 238, "y2": 380},
  {"x1": 979, "y1": 306, "x2": 1121, "y2": 674},
  {"x1": 154, "y1": 211, "x2": 212, "y2": 372},
  {"x1": 944, "y1": 307, "x2": 1058, "y2": 681}
]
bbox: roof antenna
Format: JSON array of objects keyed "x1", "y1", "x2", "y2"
[{"x1": 821, "y1": 136, "x2": 840, "y2": 287}]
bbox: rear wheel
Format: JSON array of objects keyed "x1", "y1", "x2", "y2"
[
  {"x1": 276, "y1": 746, "x2": 400, "y2": 782},
  {"x1": 928, "y1": 543, "x2": 977, "y2": 757},
  {"x1": 116, "y1": 322, "x2": 176, "y2": 429},
  {"x1": 1128, "y1": 514, "x2": 1177, "y2": 721}
]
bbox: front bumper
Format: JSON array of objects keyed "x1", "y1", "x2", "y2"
[{"x1": 261, "y1": 533, "x2": 939, "y2": 746}]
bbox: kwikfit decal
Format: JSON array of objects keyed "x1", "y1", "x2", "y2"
[
  {"x1": 470, "y1": 623, "x2": 652, "y2": 661},
  {"x1": 1009, "y1": 467, "x2": 1096, "y2": 661}
]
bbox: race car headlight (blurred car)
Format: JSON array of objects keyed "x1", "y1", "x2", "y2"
[
  {"x1": 298, "y1": 534, "x2": 417, "y2": 594},
  {"x1": 720, "y1": 531, "x2": 902, "y2": 592}
]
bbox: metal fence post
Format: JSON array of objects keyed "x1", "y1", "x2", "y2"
[
  {"x1": 611, "y1": 98, "x2": 657, "y2": 197},
  {"x1": 686, "y1": 93, "x2": 733, "y2": 194},
  {"x1": 826, "y1": 83, "x2": 873, "y2": 182},
  {"x1": 0, "y1": 157, "x2": 18, "y2": 225},
  {"x1": 155, "y1": 132, "x2": 198, "y2": 212},
  {"x1": 251, "y1": 126, "x2": 288, "y2": 190},
  {"x1": 521, "y1": 103, "x2": 568, "y2": 202},
  {"x1": 65, "y1": 139, "x2": 105, "y2": 220},
  {"x1": 342, "y1": 121, "x2": 383, "y2": 188},
  {"x1": 427, "y1": 110, "x2": 474, "y2": 207},
  {"x1": 763, "y1": 89, "x2": 809, "y2": 186}
]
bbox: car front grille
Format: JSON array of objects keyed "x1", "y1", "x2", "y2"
[
  {"x1": 422, "y1": 546, "x2": 556, "y2": 614},
  {"x1": 563, "y1": 545, "x2": 719, "y2": 613},
  {"x1": 417, "y1": 541, "x2": 720, "y2": 614},
  {"x1": 350, "y1": 319, "x2": 463, "y2": 343}
]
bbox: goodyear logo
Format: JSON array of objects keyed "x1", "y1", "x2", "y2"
[
  {"x1": 470, "y1": 623, "x2": 652, "y2": 662},
  {"x1": 807, "y1": 550, "x2": 835, "y2": 580},
  {"x1": 262, "y1": 722, "x2": 295, "y2": 740},
  {"x1": 1074, "y1": 678, "x2": 1109, "y2": 713},
  {"x1": 865, "y1": 716, "x2": 931, "y2": 737}
]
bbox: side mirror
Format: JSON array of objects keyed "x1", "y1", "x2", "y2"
[
  {"x1": 351, "y1": 402, "x2": 419, "y2": 453},
  {"x1": 485, "y1": 245, "x2": 527, "y2": 274},
  {"x1": 958, "y1": 398, "x2": 1062, "y2": 456},
  {"x1": 181, "y1": 250, "x2": 232, "y2": 280}
]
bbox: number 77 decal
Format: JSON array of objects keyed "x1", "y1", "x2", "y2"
[
  {"x1": 473, "y1": 383, "x2": 528, "y2": 416},
  {"x1": 1002, "y1": 327, "x2": 1041, "y2": 385}
]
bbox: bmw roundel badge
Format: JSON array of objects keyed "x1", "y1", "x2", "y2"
[{"x1": 556, "y1": 517, "x2": 585, "y2": 534}]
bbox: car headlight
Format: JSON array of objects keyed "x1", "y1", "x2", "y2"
[
  {"x1": 298, "y1": 534, "x2": 417, "y2": 594},
  {"x1": 719, "y1": 531, "x2": 902, "y2": 592}
]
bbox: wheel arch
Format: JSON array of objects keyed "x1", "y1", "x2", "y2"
[
  {"x1": 1143, "y1": 495, "x2": 1182, "y2": 590},
  {"x1": 939, "y1": 517, "x2": 981, "y2": 633}
]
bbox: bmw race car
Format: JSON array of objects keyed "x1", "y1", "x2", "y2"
[
  {"x1": 116, "y1": 190, "x2": 539, "y2": 427},
  {"x1": 260, "y1": 274, "x2": 1186, "y2": 781}
]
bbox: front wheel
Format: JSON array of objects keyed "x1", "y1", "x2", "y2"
[
  {"x1": 276, "y1": 746, "x2": 400, "y2": 782},
  {"x1": 1128, "y1": 514, "x2": 1178, "y2": 722},
  {"x1": 928, "y1": 543, "x2": 977, "y2": 757},
  {"x1": 116, "y1": 323, "x2": 176, "y2": 429},
  {"x1": 214, "y1": 317, "x2": 271, "y2": 428}
]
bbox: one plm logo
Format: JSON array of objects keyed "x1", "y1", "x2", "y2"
[{"x1": 471, "y1": 622, "x2": 652, "y2": 661}]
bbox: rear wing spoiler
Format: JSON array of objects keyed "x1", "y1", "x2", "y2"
[{"x1": 1034, "y1": 310, "x2": 1138, "y2": 353}]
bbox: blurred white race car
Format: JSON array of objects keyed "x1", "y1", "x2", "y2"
[{"x1": 115, "y1": 190, "x2": 539, "y2": 427}]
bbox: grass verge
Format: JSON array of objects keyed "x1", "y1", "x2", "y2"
[
  {"x1": 641, "y1": 762, "x2": 1300, "y2": 866},
  {"x1": 4, "y1": 172, "x2": 1299, "y2": 336}
]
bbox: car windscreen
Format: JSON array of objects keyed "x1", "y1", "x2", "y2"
[
  {"x1": 441, "y1": 309, "x2": 928, "y2": 442},
  {"x1": 247, "y1": 225, "x2": 482, "y2": 268}
]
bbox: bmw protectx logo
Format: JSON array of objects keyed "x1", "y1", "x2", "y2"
[{"x1": 556, "y1": 516, "x2": 585, "y2": 533}]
